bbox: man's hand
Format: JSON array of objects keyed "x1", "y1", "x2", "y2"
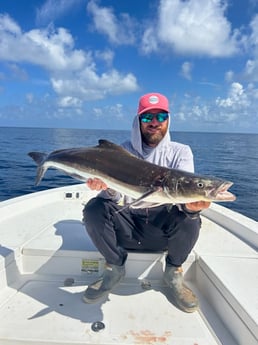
[
  {"x1": 87, "y1": 178, "x2": 107, "y2": 191},
  {"x1": 184, "y1": 201, "x2": 211, "y2": 212}
]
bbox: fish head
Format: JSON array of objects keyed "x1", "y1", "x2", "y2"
[{"x1": 167, "y1": 175, "x2": 236, "y2": 203}]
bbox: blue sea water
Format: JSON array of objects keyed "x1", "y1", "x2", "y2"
[{"x1": 0, "y1": 127, "x2": 257, "y2": 222}]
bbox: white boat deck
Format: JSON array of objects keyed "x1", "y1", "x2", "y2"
[{"x1": 0, "y1": 184, "x2": 257, "y2": 345}]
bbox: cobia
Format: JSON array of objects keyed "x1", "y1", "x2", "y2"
[{"x1": 28, "y1": 139, "x2": 236, "y2": 205}]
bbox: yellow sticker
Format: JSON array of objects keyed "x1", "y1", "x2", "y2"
[{"x1": 81, "y1": 259, "x2": 101, "y2": 273}]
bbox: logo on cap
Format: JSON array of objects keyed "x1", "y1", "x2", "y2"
[{"x1": 148, "y1": 95, "x2": 159, "y2": 104}]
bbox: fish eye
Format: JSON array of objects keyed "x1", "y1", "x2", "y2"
[{"x1": 197, "y1": 182, "x2": 204, "y2": 189}]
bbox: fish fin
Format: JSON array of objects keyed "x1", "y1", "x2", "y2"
[
  {"x1": 97, "y1": 139, "x2": 130, "y2": 154},
  {"x1": 130, "y1": 188, "x2": 160, "y2": 204},
  {"x1": 28, "y1": 152, "x2": 48, "y2": 186},
  {"x1": 116, "y1": 188, "x2": 159, "y2": 213},
  {"x1": 28, "y1": 152, "x2": 48, "y2": 166},
  {"x1": 98, "y1": 140, "x2": 136, "y2": 157},
  {"x1": 130, "y1": 201, "x2": 165, "y2": 209},
  {"x1": 35, "y1": 166, "x2": 47, "y2": 186},
  {"x1": 98, "y1": 139, "x2": 119, "y2": 149}
]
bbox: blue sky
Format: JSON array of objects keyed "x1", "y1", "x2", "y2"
[{"x1": 1, "y1": 0, "x2": 258, "y2": 132}]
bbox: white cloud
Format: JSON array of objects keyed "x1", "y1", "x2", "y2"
[
  {"x1": 249, "y1": 13, "x2": 258, "y2": 48},
  {"x1": 51, "y1": 69, "x2": 138, "y2": 101},
  {"x1": 7, "y1": 63, "x2": 28, "y2": 80},
  {"x1": 26, "y1": 93, "x2": 34, "y2": 104},
  {"x1": 216, "y1": 82, "x2": 249, "y2": 108},
  {"x1": 180, "y1": 62, "x2": 193, "y2": 80},
  {"x1": 87, "y1": 0, "x2": 136, "y2": 45},
  {"x1": 92, "y1": 103, "x2": 124, "y2": 120},
  {"x1": 171, "y1": 81, "x2": 258, "y2": 132},
  {"x1": 141, "y1": 27, "x2": 158, "y2": 54},
  {"x1": 0, "y1": 13, "x2": 21, "y2": 34},
  {"x1": 94, "y1": 49, "x2": 114, "y2": 66},
  {"x1": 58, "y1": 96, "x2": 82, "y2": 108},
  {"x1": 225, "y1": 70, "x2": 234, "y2": 82},
  {"x1": 142, "y1": 0, "x2": 240, "y2": 57},
  {"x1": 36, "y1": 0, "x2": 84, "y2": 25},
  {"x1": 0, "y1": 14, "x2": 139, "y2": 105},
  {"x1": 0, "y1": 16, "x2": 86, "y2": 71},
  {"x1": 243, "y1": 14, "x2": 258, "y2": 81}
]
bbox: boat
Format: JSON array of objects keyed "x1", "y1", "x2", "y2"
[{"x1": 0, "y1": 183, "x2": 257, "y2": 345}]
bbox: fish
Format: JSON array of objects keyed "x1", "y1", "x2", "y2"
[{"x1": 28, "y1": 139, "x2": 236, "y2": 205}]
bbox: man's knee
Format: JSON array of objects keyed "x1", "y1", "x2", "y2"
[
  {"x1": 82, "y1": 197, "x2": 108, "y2": 236},
  {"x1": 187, "y1": 216, "x2": 202, "y2": 236},
  {"x1": 83, "y1": 197, "x2": 105, "y2": 219}
]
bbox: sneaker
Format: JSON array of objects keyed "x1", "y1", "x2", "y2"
[
  {"x1": 83, "y1": 263, "x2": 125, "y2": 303},
  {"x1": 163, "y1": 265, "x2": 198, "y2": 313}
]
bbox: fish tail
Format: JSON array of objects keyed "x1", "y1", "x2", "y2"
[
  {"x1": 28, "y1": 152, "x2": 47, "y2": 166},
  {"x1": 28, "y1": 152, "x2": 48, "y2": 186},
  {"x1": 35, "y1": 166, "x2": 47, "y2": 186}
]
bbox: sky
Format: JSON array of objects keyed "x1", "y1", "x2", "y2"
[{"x1": 1, "y1": 0, "x2": 258, "y2": 133}]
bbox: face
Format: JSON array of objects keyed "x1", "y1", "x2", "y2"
[{"x1": 140, "y1": 109, "x2": 169, "y2": 147}]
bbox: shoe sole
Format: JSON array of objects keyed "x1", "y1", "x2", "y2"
[
  {"x1": 163, "y1": 279, "x2": 199, "y2": 313},
  {"x1": 82, "y1": 275, "x2": 125, "y2": 304}
]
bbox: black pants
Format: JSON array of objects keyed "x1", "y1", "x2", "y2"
[{"x1": 83, "y1": 197, "x2": 201, "y2": 267}]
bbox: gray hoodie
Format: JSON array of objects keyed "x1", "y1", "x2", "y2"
[
  {"x1": 99, "y1": 114, "x2": 195, "y2": 205},
  {"x1": 122, "y1": 115, "x2": 194, "y2": 171}
]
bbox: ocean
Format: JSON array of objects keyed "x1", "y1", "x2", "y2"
[{"x1": 0, "y1": 127, "x2": 257, "y2": 222}]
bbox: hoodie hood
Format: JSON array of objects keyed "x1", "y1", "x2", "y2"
[{"x1": 130, "y1": 115, "x2": 172, "y2": 165}]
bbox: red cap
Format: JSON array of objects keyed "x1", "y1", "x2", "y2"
[{"x1": 137, "y1": 93, "x2": 169, "y2": 115}]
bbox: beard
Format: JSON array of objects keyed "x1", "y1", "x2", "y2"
[
  {"x1": 141, "y1": 123, "x2": 168, "y2": 146},
  {"x1": 141, "y1": 131, "x2": 164, "y2": 145}
]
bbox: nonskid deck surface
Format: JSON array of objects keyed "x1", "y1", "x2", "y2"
[
  {"x1": 0, "y1": 275, "x2": 220, "y2": 345},
  {"x1": 0, "y1": 185, "x2": 257, "y2": 345}
]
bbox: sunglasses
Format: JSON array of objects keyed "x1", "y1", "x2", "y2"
[{"x1": 139, "y1": 112, "x2": 169, "y2": 123}]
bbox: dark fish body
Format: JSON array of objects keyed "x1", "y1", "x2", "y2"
[{"x1": 28, "y1": 140, "x2": 236, "y2": 205}]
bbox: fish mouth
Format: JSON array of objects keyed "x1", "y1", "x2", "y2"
[{"x1": 208, "y1": 181, "x2": 236, "y2": 201}]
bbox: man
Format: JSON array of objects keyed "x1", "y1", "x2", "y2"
[{"x1": 83, "y1": 92, "x2": 210, "y2": 313}]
